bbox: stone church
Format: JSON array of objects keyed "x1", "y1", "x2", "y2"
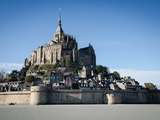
[{"x1": 25, "y1": 16, "x2": 96, "y2": 76}]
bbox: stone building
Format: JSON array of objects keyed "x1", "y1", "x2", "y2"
[
  {"x1": 79, "y1": 44, "x2": 96, "y2": 68},
  {"x1": 25, "y1": 16, "x2": 78, "y2": 67},
  {"x1": 25, "y1": 16, "x2": 96, "y2": 78}
]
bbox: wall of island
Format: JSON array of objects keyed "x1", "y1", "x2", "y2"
[
  {"x1": 0, "y1": 86, "x2": 160, "y2": 105},
  {"x1": 0, "y1": 91, "x2": 30, "y2": 105},
  {"x1": 107, "y1": 90, "x2": 160, "y2": 104}
]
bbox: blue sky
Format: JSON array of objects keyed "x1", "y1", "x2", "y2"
[{"x1": 0, "y1": 0, "x2": 160, "y2": 85}]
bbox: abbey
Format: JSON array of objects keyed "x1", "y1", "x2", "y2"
[{"x1": 25, "y1": 16, "x2": 96, "y2": 72}]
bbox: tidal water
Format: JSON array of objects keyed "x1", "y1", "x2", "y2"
[{"x1": 0, "y1": 105, "x2": 160, "y2": 120}]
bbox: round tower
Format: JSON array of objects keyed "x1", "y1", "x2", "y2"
[
  {"x1": 30, "y1": 86, "x2": 48, "y2": 105},
  {"x1": 107, "y1": 93, "x2": 122, "y2": 104}
]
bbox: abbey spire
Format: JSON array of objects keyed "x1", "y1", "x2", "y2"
[
  {"x1": 54, "y1": 14, "x2": 64, "y2": 42},
  {"x1": 55, "y1": 14, "x2": 63, "y2": 33}
]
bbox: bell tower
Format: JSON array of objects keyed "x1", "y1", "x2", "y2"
[{"x1": 54, "y1": 14, "x2": 64, "y2": 42}]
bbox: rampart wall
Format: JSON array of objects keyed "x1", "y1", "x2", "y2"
[
  {"x1": 107, "y1": 90, "x2": 160, "y2": 104},
  {"x1": 0, "y1": 86, "x2": 160, "y2": 105},
  {"x1": 0, "y1": 91, "x2": 30, "y2": 105}
]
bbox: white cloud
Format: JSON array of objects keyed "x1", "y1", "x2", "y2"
[
  {"x1": 0, "y1": 63, "x2": 23, "y2": 73},
  {"x1": 111, "y1": 68, "x2": 160, "y2": 88}
]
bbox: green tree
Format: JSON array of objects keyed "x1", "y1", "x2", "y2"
[
  {"x1": 39, "y1": 63, "x2": 60, "y2": 71},
  {"x1": 19, "y1": 66, "x2": 29, "y2": 81},
  {"x1": 112, "y1": 71, "x2": 121, "y2": 80},
  {"x1": 95, "y1": 65, "x2": 109, "y2": 74},
  {"x1": 28, "y1": 65, "x2": 39, "y2": 73},
  {"x1": 7, "y1": 70, "x2": 20, "y2": 82},
  {"x1": 144, "y1": 83, "x2": 157, "y2": 90},
  {"x1": 25, "y1": 75, "x2": 35, "y2": 83}
]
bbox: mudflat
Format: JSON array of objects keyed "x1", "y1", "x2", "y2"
[{"x1": 0, "y1": 105, "x2": 160, "y2": 120}]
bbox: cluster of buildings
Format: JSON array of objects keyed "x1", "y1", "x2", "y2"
[
  {"x1": 23, "y1": 16, "x2": 143, "y2": 91},
  {"x1": 0, "y1": 81, "x2": 23, "y2": 92},
  {"x1": 0, "y1": 16, "x2": 143, "y2": 92}
]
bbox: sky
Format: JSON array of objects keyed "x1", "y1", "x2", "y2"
[{"x1": 0, "y1": 0, "x2": 160, "y2": 86}]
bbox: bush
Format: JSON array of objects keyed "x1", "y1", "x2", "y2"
[
  {"x1": 29, "y1": 65, "x2": 39, "y2": 72},
  {"x1": 112, "y1": 71, "x2": 121, "y2": 80},
  {"x1": 144, "y1": 83, "x2": 157, "y2": 90},
  {"x1": 25, "y1": 75, "x2": 35, "y2": 83},
  {"x1": 39, "y1": 63, "x2": 61, "y2": 71},
  {"x1": 95, "y1": 65, "x2": 109, "y2": 74}
]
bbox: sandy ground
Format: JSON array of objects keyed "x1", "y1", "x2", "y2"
[{"x1": 0, "y1": 105, "x2": 160, "y2": 120}]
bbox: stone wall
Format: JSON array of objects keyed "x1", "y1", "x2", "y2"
[
  {"x1": 0, "y1": 87, "x2": 160, "y2": 105},
  {"x1": 48, "y1": 89, "x2": 105, "y2": 104},
  {"x1": 0, "y1": 88, "x2": 105, "y2": 105},
  {"x1": 106, "y1": 90, "x2": 160, "y2": 104},
  {"x1": 30, "y1": 88, "x2": 106, "y2": 105},
  {"x1": 0, "y1": 91, "x2": 30, "y2": 105}
]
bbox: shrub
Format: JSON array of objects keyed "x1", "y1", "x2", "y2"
[
  {"x1": 25, "y1": 75, "x2": 35, "y2": 83},
  {"x1": 144, "y1": 83, "x2": 157, "y2": 90}
]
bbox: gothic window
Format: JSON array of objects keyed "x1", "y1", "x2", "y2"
[{"x1": 51, "y1": 52, "x2": 53, "y2": 63}]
